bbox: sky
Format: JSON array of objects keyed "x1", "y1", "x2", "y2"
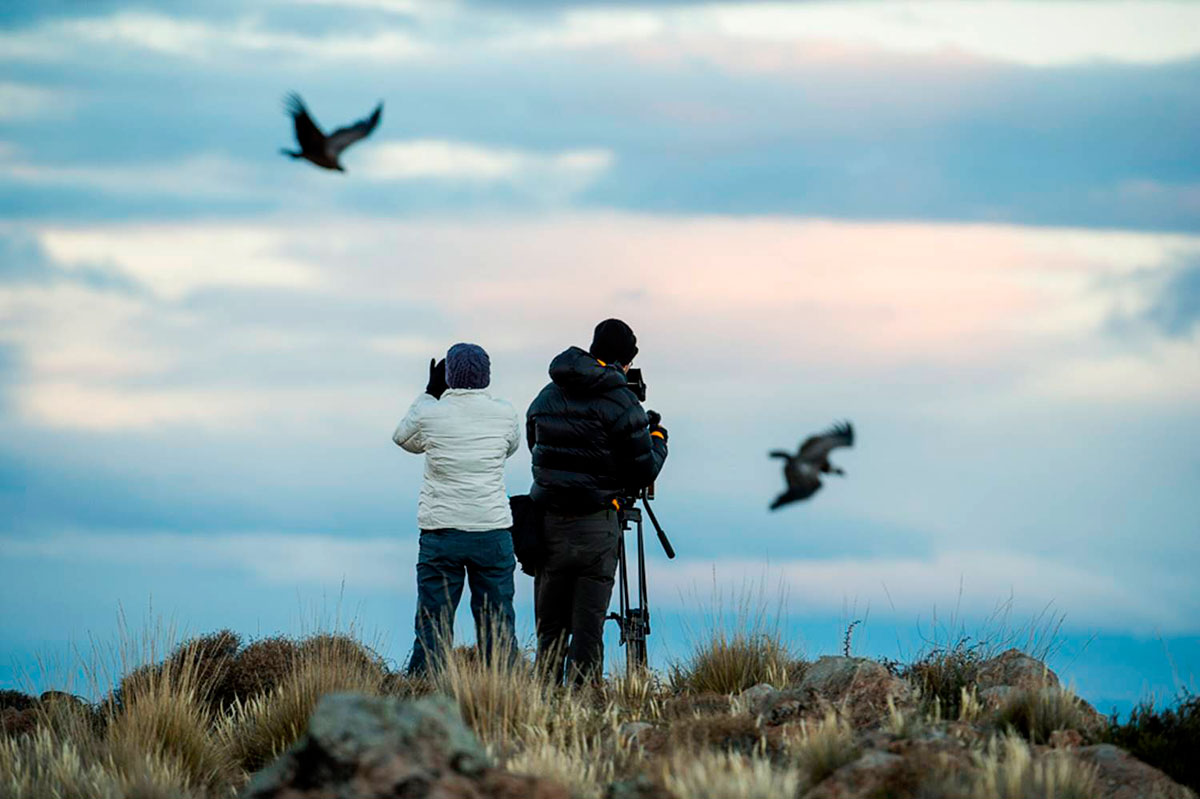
[{"x1": 1, "y1": 1, "x2": 1198, "y2": 715}]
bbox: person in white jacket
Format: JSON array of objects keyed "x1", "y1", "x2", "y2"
[{"x1": 393, "y1": 342, "x2": 521, "y2": 676}]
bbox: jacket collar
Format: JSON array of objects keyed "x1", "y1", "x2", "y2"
[{"x1": 441, "y1": 387, "x2": 491, "y2": 398}]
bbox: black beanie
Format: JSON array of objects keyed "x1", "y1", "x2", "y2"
[{"x1": 589, "y1": 318, "x2": 638, "y2": 365}]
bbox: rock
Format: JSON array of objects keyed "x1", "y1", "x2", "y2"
[
  {"x1": 606, "y1": 775, "x2": 676, "y2": 799},
  {"x1": 1076, "y1": 744, "x2": 1198, "y2": 799},
  {"x1": 618, "y1": 721, "x2": 654, "y2": 745},
  {"x1": 975, "y1": 649, "x2": 1059, "y2": 692},
  {"x1": 739, "y1": 682, "x2": 778, "y2": 710},
  {"x1": 38, "y1": 690, "x2": 86, "y2": 706},
  {"x1": 798, "y1": 657, "x2": 912, "y2": 728},
  {"x1": 801, "y1": 750, "x2": 900, "y2": 799},
  {"x1": 978, "y1": 685, "x2": 1013, "y2": 709},
  {"x1": 1049, "y1": 728, "x2": 1084, "y2": 749},
  {"x1": 243, "y1": 692, "x2": 569, "y2": 799}
]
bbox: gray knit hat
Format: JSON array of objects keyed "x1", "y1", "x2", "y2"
[{"x1": 445, "y1": 342, "x2": 490, "y2": 389}]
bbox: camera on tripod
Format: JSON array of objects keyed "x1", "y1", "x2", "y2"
[{"x1": 605, "y1": 365, "x2": 674, "y2": 672}]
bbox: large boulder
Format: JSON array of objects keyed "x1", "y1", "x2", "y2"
[
  {"x1": 975, "y1": 649, "x2": 1059, "y2": 693},
  {"x1": 243, "y1": 693, "x2": 568, "y2": 799},
  {"x1": 801, "y1": 657, "x2": 912, "y2": 728},
  {"x1": 1076, "y1": 744, "x2": 1198, "y2": 799}
]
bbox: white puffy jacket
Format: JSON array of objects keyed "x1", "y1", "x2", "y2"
[{"x1": 392, "y1": 388, "x2": 521, "y2": 532}]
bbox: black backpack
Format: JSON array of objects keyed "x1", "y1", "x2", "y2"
[{"x1": 508, "y1": 494, "x2": 546, "y2": 576}]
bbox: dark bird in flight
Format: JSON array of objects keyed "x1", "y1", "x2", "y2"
[
  {"x1": 769, "y1": 420, "x2": 854, "y2": 510},
  {"x1": 280, "y1": 93, "x2": 382, "y2": 172}
]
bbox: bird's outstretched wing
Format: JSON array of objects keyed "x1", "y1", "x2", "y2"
[
  {"x1": 285, "y1": 93, "x2": 326, "y2": 150},
  {"x1": 798, "y1": 420, "x2": 854, "y2": 462},
  {"x1": 326, "y1": 102, "x2": 383, "y2": 158}
]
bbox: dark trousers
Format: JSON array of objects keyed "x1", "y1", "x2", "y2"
[
  {"x1": 407, "y1": 528, "x2": 517, "y2": 677},
  {"x1": 534, "y1": 508, "x2": 620, "y2": 686}
]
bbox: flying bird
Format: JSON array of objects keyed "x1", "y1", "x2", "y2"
[
  {"x1": 280, "y1": 93, "x2": 382, "y2": 172},
  {"x1": 769, "y1": 420, "x2": 854, "y2": 510}
]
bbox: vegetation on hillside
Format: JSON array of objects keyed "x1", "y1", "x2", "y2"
[{"x1": 0, "y1": 617, "x2": 1195, "y2": 798}]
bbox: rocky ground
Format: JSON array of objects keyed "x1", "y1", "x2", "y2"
[
  {"x1": 239, "y1": 650, "x2": 1196, "y2": 799},
  {"x1": 2, "y1": 635, "x2": 1195, "y2": 799}
]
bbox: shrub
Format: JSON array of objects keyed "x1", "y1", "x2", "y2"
[
  {"x1": 219, "y1": 636, "x2": 297, "y2": 708},
  {"x1": 1103, "y1": 692, "x2": 1200, "y2": 792},
  {"x1": 168, "y1": 630, "x2": 240, "y2": 710},
  {"x1": 996, "y1": 687, "x2": 1096, "y2": 744},
  {"x1": 903, "y1": 638, "x2": 987, "y2": 719},
  {"x1": 0, "y1": 691, "x2": 36, "y2": 713}
]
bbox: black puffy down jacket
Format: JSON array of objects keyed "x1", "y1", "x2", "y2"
[{"x1": 526, "y1": 347, "x2": 668, "y2": 512}]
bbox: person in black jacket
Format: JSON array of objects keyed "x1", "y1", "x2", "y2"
[{"x1": 526, "y1": 319, "x2": 668, "y2": 685}]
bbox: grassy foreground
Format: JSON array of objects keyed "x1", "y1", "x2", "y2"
[{"x1": 1, "y1": 623, "x2": 1196, "y2": 798}]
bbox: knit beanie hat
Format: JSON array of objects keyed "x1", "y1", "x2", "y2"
[
  {"x1": 445, "y1": 342, "x2": 491, "y2": 389},
  {"x1": 589, "y1": 319, "x2": 638, "y2": 365}
]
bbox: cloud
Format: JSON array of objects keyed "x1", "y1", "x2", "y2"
[
  {"x1": 652, "y1": 550, "x2": 1200, "y2": 634},
  {"x1": 360, "y1": 140, "x2": 613, "y2": 198},
  {"x1": 2, "y1": 530, "x2": 417, "y2": 589},
  {"x1": 0, "y1": 149, "x2": 276, "y2": 202},
  {"x1": 1143, "y1": 257, "x2": 1200, "y2": 337},
  {"x1": 37, "y1": 224, "x2": 323, "y2": 300},
  {"x1": 0, "y1": 11, "x2": 427, "y2": 64},
  {"x1": 0, "y1": 82, "x2": 72, "y2": 121}
]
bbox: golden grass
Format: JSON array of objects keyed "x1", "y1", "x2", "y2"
[
  {"x1": 971, "y1": 734, "x2": 1098, "y2": 799},
  {"x1": 996, "y1": 686, "x2": 1096, "y2": 744},
  {"x1": 218, "y1": 635, "x2": 388, "y2": 773},
  {"x1": 786, "y1": 710, "x2": 860, "y2": 787},
  {"x1": 661, "y1": 750, "x2": 801, "y2": 799}
]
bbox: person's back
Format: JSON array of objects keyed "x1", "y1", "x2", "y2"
[
  {"x1": 527, "y1": 346, "x2": 664, "y2": 512},
  {"x1": 526, "y1": 319, "x2": 668, "y2": 684},
  {"x1": 393, "y1": 343, "x2": 521, "y2": 675},
  {"x1": 408, "y1": 389, "x2": 518, "y2": 531}
]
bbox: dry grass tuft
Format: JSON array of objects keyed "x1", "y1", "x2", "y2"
[
  {"x1": 786, "y1": 710, "x2": 860, "y2": 787},
  {"x1": 104, "y1": 634, "x2": 238, "y2": 794},
  {"x1": 662, "y1": 749, "x2": 801, "y2": 799},
  {"x1": 670, "y1": 580, "x2": 797, "y2": 695},
  {"x1": 219, "y1": 636, "x2": 388, "y2": 773},
  {"x1": 971, "y1": 734, "x2": 1097, "y2": 799},
  {"x1": 671, "y1": 631, "x2": 793, "y2": 696},
  {"x1": 504, "y1": 725, "x2": 619, "y2": 799},
  {"x1": 432, "y1": 640, "x2": 551, "y2": 754},
  {"x1": 0, "y1": 725, "x2": 205, "y2": 799},
  {"x1": 996, "y1": 687, "x2": 1096, "y2": 744}
]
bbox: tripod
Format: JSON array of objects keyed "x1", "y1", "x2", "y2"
[{"x1": 607, "y1": 487, "x2": 675, "y2": 672}]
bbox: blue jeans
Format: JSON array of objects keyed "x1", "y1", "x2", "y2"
[{"x1": 407, "y1": 528, "x2": 518, "y2": 676}]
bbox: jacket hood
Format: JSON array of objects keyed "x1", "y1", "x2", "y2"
[{"x1": 548, "y1": 346, "x2": 631, "y2": 396}]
